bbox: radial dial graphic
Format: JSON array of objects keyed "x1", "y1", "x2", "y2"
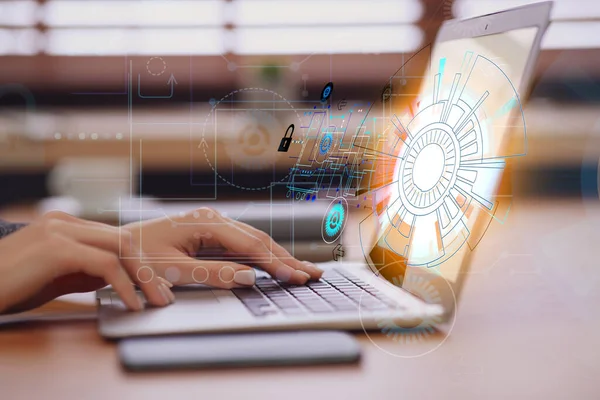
[{"x1": 359, "y1": 50, "x2": 527, "y2": 268}]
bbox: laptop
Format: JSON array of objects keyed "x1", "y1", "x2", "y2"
[{"x1": 97, "y1": 2, "x2": 552, "y2": 339}]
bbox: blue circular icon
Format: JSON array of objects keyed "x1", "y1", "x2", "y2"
[
  {"x1": 325, "y1": 203, "x2": 345, "y2": 238},
  {"x1": 320, "y1": 82, "x2": 334, "y2": 102},
  {"x1": 322, "y1": 198, "x2": 348, "y2": 243},
  {"x1": 319, "y1": 133, "x2": 333, "y2": 155}
]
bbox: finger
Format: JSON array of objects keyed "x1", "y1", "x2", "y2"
[
  {"x1": 182, "y1": 209, "x2": 311, "y2": 285},
  {"x1": 120, "y1": 258, "x2": 175, "y2": 307},
  {"x1": 153, "y1": 257, "x2": 257, "y2": 289},
  {"x1": 53, "y1": 238, "x2": 143, "y2": 311},
  {"x1": 297, "y1": 260, "x2": 323, "y2": 279},
  {"x1": 47, "y1": 220, "x2": 173, "y2": 308},
  {"x1": 226, "y1": 218, "x2": 323, "y2": 280}
]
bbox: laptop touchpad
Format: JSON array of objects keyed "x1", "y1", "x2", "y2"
[
  {"x1": 110, "y1": 286, "x2": 220, "y2": 306},
  {"x1": 173, "y1": 287, "x2": 219, "y2": 303}
]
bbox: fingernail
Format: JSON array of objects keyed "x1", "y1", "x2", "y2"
[
  {"x1": 159, "y1": 283, "x2": 175, "y2": 304},
  {"x1": 164, "y1": 284, "x2": 176, "y2": 303},
  {"x1": 234, "y1": 270, "x2": 256, "y2": 286},
  {"x1": 275, "y1": 267, "x2": 293, "y2": 282},
  {"x1": 158, "y1": 277, "x2": 173, "y2": 288},
  {"x1": 294, "y1": 270, "x2": 311, "y2": 282}
]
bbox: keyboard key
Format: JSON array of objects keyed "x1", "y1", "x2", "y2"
[
  {"x1": 288, "y1": 293, "x2": 313, "y2": 298},
  {"x1": 272, "y1": 302, "x2": 300, "y2": 310},
  {"x1": 341, "y1": 289, "x2": 362, "y2": 295},
  {"x1": 304, "y1": 303, "x2": 334, "y2": 313},
  {"x1": 298, "y1": 298, "x2": 327, "y2": 306},
  {"x1": 232, "y1": 288, "x2": 262, "y2": 298},
  {"x1": 312, "y1": 290, "x2": 339, "y2": 297},
  {"x1": 265, "y1": 293, "x2": 290, "y2": 299},
  {"x1": 281, "y1": 307, "x2": 305, "y2": 315},
  {"x1": 328, "y1": 283, "x2": 357, "y2": 288},
  {"x1": 287, "y1": 288, "x2": 312, "y2": 294},
  {"x1": 332, "y1": 303, "x2": 358, "y2": 311},
  {"x1": 247, "y1": 304, "x2": 278, "y2": 316},
  {"x1": 241, "y1": 298, "x2": 270, "y2": 305}
]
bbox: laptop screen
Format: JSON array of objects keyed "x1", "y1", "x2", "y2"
[{"x1": 362, "y1": 25, "x2": 540, "y2": 287}]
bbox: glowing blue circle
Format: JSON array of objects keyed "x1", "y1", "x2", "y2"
[
  {"x1": 325, "y1": 203, "x2": 345, "y2": 238},
  {"x1": 320, "y1": 82, "x2": 334, "y2": 102},
  {"x1": 319, "y1": 133, "x2": 333, "y2": 155}
]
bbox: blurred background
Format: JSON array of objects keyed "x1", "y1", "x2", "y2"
[
  {"x1": 1, "y1": 3, "x2": 599, "y2": 394},
  {"x1": 0, "y1": 0, "x2": 598, "y2": 219}
]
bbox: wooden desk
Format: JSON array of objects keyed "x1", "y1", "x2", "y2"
[{"x1": 1, "y1": 200, "x2": 599, "y2": 399}]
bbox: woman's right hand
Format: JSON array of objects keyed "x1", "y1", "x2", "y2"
[{"x1": 0, "y1": 211, "x2": 174, "y2": 314}]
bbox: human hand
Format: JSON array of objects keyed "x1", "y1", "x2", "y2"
[
  {"x1": 123, "y1": 207, "x2": 323, "y2": 289},
  {"x1": 0, "y1": 211, "x2": 174, "y2": 314}
]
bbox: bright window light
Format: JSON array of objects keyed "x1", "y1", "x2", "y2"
[
  {"x1": 0, "y1": 29, "x2": 39, "y2": 55},
  {"x1": 0, "y1": 1, "x2": 38, "y2": 27},
  {"x1": 453, "y1": 0, "x2": 600, "y2": 21},
  {"x1": 542, "y1": 22, "x2": 600, "y2": 49},
  {"x1": 43, "y1": 0, "x2": 224, "y2": 27},
  {"x1": 45, "y1": 28, "x2": 224, "y2": 55},
  {"x1": 230, "y1": 0, "x2": 423, "y2": 26},
  {"x1": 232, "y1": 26, "x2": 423, "y2": 55}
]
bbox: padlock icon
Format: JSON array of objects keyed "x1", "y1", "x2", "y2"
[{"x1": 278, "y1": 124, "x2": 294, "y2": 152}]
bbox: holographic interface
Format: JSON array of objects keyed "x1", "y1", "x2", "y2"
[{"x1": 358, "y1": 27, "x2": 537, "y2": 286}]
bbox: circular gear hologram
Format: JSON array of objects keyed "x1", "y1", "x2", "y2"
[
  {"x1": 399, "y1": 124, "x2": 461, "y2": 217},
  {"x1": 322, "y1": 197, "x2": 348, "y2": 244},
  {"x1": 359, "y1": 48, "x2": 526, "y2": 269}
]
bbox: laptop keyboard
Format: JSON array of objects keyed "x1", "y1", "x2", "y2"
[{"x1": 232, "y1": 269, "x2": 398, "y2": 317}]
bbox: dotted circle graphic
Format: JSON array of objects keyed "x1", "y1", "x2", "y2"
[
  {"x1": 146, "y1": 56, "x2": 167, "y2": 76},
  {"x1": 200, "y1": 87, "x2": 304, "y2": 191}
]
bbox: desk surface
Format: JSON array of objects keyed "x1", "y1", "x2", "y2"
[{"x1": 1, "y1": 200, "x2": 599, "y2": 399}]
